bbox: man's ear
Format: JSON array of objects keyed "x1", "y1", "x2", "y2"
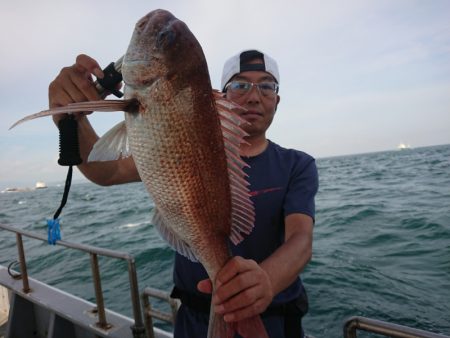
[{"x1": 275, "y1": 95, "x2": 281, "y2": 112}]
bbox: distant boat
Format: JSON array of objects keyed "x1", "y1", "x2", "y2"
[
  {"x1": 2, "y1": 187, "x2": 19, "y2": 193},
  {"x1": 1, "y1": 187, "x2": 31, "y2": 193},
  {"x1": 397, "y1": 143, "x2": 411, "y2": 150},
  {"x1": 35, "y1": 181, "x2": 47, "y2": 189}
]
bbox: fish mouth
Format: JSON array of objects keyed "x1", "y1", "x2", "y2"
[
  {"x1": 125, "y1": 73, "x2": 161, "y2": 91},
  {"x1": 120, "y1": 59, "x2": 159, "y2": 89},
  {"x1": 136, "y1": 9, "x2": 177, "y2": 31}
]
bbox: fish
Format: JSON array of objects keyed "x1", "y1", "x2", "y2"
[{"x1": 10, "y1": 9, "x2": 268, "y2": 338}]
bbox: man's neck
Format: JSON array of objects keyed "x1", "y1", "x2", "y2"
[{"x1": 240, "y1": 136, "x2": 268, "y2": 157}]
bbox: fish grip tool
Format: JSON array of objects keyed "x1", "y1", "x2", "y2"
[
  {"x1": 47, "y1": 56, "x2": 124, "y2": 245},
  {"x1": 96, "y1": 60, "x2": 124, "y2": 98}
]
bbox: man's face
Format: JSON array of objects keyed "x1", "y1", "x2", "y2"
[{"x1": 224, "y1": 59, "x2": 280, "y2": 139}]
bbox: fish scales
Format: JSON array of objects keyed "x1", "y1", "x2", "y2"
[{"x1": 125, "y1": 84, "x2": 232, "y2": 275}]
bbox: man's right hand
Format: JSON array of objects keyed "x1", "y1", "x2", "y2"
[
  {"x1": 48, "y1": 54, "x2": 105, "y2": 124},
  {"x1": 46, "y1": 54, "x2": 140, "y2": 186}
]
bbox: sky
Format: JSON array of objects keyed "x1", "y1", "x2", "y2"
[{"x1": 1, "y1": 0, "x2": 449, "y2": 189}]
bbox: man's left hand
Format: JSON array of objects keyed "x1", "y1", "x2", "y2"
[{"x1": 197, "y1": 256, "x2": 273, "y2": 322}]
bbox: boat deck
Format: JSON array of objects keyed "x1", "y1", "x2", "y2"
[
  {"x1": 0, "y1": 266, "x2": 172, "y2": 338},
  {"x1": 0, "y1": 222, "x2": 174, "y2": 338}
]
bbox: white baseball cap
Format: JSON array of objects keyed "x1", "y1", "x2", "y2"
[{"x1": 221, "y1": 49, "x2": 280, "y2": 91}]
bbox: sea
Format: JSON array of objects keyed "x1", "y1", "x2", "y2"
[{"x1": 1, "y1": 144, "x2": 449, "y2": 338}]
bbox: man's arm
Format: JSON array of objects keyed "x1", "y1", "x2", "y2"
[
  {"x1": 198, "y1": 213, "x2": 313, "y2": 322},
  {"x1": 49, "y1": 54, "x2": 140, "y2": 186},
  {"x1": 261, "y1": 213, "x2": 313, "y2": 295}
]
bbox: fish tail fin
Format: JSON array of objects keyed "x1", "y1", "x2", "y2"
[
  {"x1": 208, "y1": 307, "x2": 268, "y2": 338},
  {"x1": 234, "y1": 315, "x2": 269, "y2": 338},
  {"x1": 208, "y1": 311, "x2": 234, "y2": 338}
]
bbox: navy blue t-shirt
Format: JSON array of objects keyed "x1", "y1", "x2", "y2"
[{"x1": 173, "y1": 140, "x2": 318, "y2": 306}]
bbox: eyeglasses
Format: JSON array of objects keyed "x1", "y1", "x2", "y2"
[{"x1": 224, "y1": 81, "x2": 279, "y2": 97}]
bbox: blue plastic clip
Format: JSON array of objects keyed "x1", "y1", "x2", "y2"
[{"x1": 47, "y1": 219, "x2": 62, "y2": 245}]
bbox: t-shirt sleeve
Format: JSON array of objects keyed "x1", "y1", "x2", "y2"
[{"x1": 284, "y1": 156, "x2": 319, "y2": 221}]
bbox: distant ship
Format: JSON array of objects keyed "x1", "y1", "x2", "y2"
[
  {"x1": 35, "y1": 181, "x2": 47, "y2": 189},
  {"x1": 1, "y1": 182, "x2": 47, "y2": 193},
  {"x1": 397, "y1": 143, "x2": 411, "y2": 150},
  {"x1": 1, "y1": 187, "x2": 31, "y2": 193}
]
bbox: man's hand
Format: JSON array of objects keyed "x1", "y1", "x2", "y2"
[
  {"x1": 46, "y1": 53, "x2": 138, "y2": 186},
  {"x1": 48, "y1": 54, "x2": 104, "y2": 124},
  {"x1": 197, "y1": 256, "x2": 273, "y2": 323}
]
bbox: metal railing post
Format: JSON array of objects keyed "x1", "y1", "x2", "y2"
[
  {"x1": 89, "y1": 253, "x2": 109, "y2": 329},
  {"x1": 142, "y1": 292, "x2": 156, "y2": 338},
  {"x1": 143, "y1": 287, "x2": 178, "y2": 324},
  {"x1": 15, "y1": 233, "x2": 30, "y2": 293},
  {"x1": 127, "y1": 260, "x2": 146, "y2": 338}
]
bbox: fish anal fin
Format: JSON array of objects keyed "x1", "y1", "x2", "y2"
[{"x1": 152, "y1": 208, "x2": 198, "y2": 262}]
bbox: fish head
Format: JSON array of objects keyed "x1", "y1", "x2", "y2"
[{"x1": 122, "y1": 9, "x2": 209, "y2": 94}]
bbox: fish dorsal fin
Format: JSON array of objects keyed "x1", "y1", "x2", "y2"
[
  {"x1": 214, "y1": 92, "x2": 255, "y2": 245},
  {"x1": 9, "y1": 99, "x2": 137, "y2": 129},
  {"x1": 88, "y1": 121, "x2": 131, "y2": 162},
  {"x1": 152, "y1": 208, "x2": 198, "y2": 262}
]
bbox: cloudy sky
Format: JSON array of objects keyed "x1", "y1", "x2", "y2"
[{"x1": 1, "y1": 0, "x2": 449, "y2": 189}]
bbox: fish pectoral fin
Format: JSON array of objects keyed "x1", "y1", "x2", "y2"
[
  {"x1": 152, "y1": 208, "x2": 198, "y2": 262},
  {"x1": 9, "y1": 99, "x2": 138, "y2": 130},
  {"x1": 88, "y1": 121, "x2": 130, "y2": 162}
]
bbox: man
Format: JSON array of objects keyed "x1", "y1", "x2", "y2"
[{"x1": 49, "y1": 49, "x2": 318, "y2": 337}]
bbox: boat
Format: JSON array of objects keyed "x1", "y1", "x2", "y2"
[
  {"x1": 35, "y1": 182, "x2": 47, "y2": 189},
  {"x1": 1, "y1": 183, "x2": 47, "y2": 193},
  {"x1": 0, "y1": 222, "x2": 448, "y2": 338},
  {"x1": 1, "y1": 187, "x2": 32, "y2": 193},
  {"x1": 397, "y1": 143, "x2": 411, "y2": 150}
]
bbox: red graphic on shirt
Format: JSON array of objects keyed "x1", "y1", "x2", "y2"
[{"x1": 249, "y1": 187, "x2": 283, "y2": 197}]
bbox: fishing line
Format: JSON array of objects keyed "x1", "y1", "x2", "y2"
[{"x1": 47, "y1": 56, "x2": 124, "y2": 245}]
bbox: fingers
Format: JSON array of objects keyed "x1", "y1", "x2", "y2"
[
  {"x1": 213, "y1": 257, "x2": 273, "y2": 322},
  {"x1": 74, "y1": 54, "x2": 104, "y2": 79},
  {"x1": 49, "y1": 54, "x2": 103, "y2": 106},
  {"x1": 215, "y1": 272, "x2": 266, "y2": 318},
  {"x1": 49, "y1": 65, "x2": 100, "y2": 107},
  {"x1": 197, "y1": 279, "x2": 213, "y2": 294},
  {"x1": 222, "y1": 297, "x2": 268, "y2": 323},
  {"x1": 49, "y1": 54, "x2": 103, "y2": 124},
  {"x1": 214, "y1": 257, "x2": 256, "y2": 296}
]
